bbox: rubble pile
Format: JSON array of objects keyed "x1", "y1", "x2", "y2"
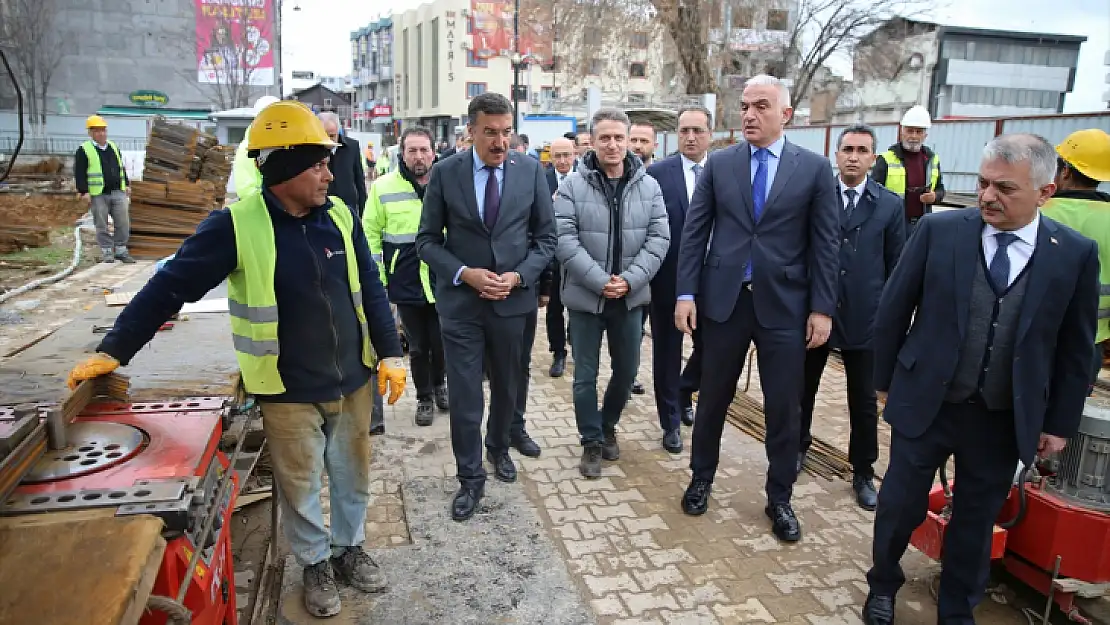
[{"x1": 128, "y1": 118, "x2": 232, "y2": 259}]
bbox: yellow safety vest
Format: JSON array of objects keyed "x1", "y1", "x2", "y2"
[
  {"x1": 81, "y1": 140, "x2": 127, "y2": 196},
  {"x1": 1042, "y1": 195, "x2": 1110, "y2": 343},
  {"x1": 363, "y1": 171, "x2": 435, "y2": 304},
  {"x1": 232, "y1": 127, "x2": 262, "y2": 200},
  {"x1": 880, "y1": 149, "x2": 940, "y2": 197},
  {"x1": 227, "y1": 194, "x2": 377, "y2": 394}
]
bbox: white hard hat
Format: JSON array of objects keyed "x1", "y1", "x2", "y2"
[
  {"x1": 253, "y1": 95, "x2": 280, "y2": 114},
  {"x1": 901, "y1": 105, "x2": 932, "y2": 129}
]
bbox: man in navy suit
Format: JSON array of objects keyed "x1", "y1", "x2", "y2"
[
  {"x1": 648, "y1": 106, "x2": 713, "y2": 454},
  {"x1": 543, "y1": 137, "x2": 576, "y2": 377},
  {"x1": 798, "y1": 125, "x2": 905, "y2": 512},
  {"x1": 674, "y1": 75, "x2": 840, "y2": 542},
  {"x1": 864, "y1": 133, "x2": 1099, "y2": 625}
]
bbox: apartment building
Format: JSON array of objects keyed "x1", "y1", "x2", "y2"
[
  {"x1": 350, "y1": 18, "x2": 396, "y2": 135},
  {"x1": 837, "y1": 18, "x2": 1086, "y2": 124}
]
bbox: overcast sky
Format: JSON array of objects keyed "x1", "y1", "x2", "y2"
[{"x1": 280, "y1": 0, "x2": 1110, "y2": 113}]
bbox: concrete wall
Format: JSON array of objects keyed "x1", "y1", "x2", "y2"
[{"x1": 34, "y1": 0, "x2": 281, "y2": 118}]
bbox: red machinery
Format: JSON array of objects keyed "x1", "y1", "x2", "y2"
[
  {"x1": 0, "y1": 396, "x2": 255, "y2": 625},
  {"x1": 910, "y1": 399, "x2": 1110, "y2": 623}
]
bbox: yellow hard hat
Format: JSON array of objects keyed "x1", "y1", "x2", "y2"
[
  {"x1": 1056, "y1": 129, "x2": 1110, "y2": 183},
  {"x1": 86, "y1": 115, "x2": 108, "y2": 129},
  {"x1": 246, "y1": 101, "x2": 338, "y2": 152}
]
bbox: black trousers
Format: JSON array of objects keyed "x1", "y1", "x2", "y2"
[
  {"x1": 441, "y1": 307, "x2": 527, "y2": 488},
  {"x1": 546, "y1": 270, "x2": 567, "y2": 356},
  {"x1": 397, "y1": 303, "x2": 446, "y2": 400},
  {"x1": 800, "y1": 346, "x2": 879, "y2": 477},
  {"x1": 868, "y1": 401, "x2": 1019, "y2": 624},
  {"x1": 487, "y1": 307, "x2": 536, "y2": 444},
  {"x1": 649, "y1": 299, "x2": 703, "y2": 433},
  {"x1": 689, "y1": 287, "x2": 804, "y2": 504}
]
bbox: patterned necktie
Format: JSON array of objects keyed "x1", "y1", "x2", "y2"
[
  {"x1": 844, "y1": 188, "x2": 858, "y2": 219},
  {"x1": 692, "y1": 163, "x2": 702, "y2": 182},
  {"x1": 989, "y1": 232, "x2": 1018, "y2": 293},
  {"x1": 745, "y1": 149, "x2": 770, "y2": 282},
  {"x1": 483, "y1": 165, "x2": 500, "y2": 230}
]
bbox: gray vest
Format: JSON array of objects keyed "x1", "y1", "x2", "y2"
[{"x1": 944, "y1": 255, "x2": 1030, "y2": 410}]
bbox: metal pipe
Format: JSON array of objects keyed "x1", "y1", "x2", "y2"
[
  {"x1": 1043, "y1": 555, "x2": 1062, "y2": 625},
  {"x1": 44, "y1": 407, "x2": 66, "y2": 451}
]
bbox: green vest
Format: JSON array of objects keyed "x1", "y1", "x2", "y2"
[
  {"x1": 1042, "y1": 196, "x2": 1110, "y2": 343},
  {"x1": 880, "y1": 149, "x2": 940, "y2": 197},
  {"x1": 227, "y1": 194, "x2": 377, "y2": 394},
  {"x1": 363, "y1": 171, "x2": 435, "y2": 303},
  {"x1": 81, "y1": 140, "x2": 126, "y2": 196}
]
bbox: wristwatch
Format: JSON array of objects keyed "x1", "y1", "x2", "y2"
[{"x1": 513, "y1": 272, "x2": 523, "y2": 288}]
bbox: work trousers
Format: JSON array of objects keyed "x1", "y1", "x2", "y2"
[
  {"x1": 868, "y1": 401, "x2": 1019, "y2": 623},
  {"x1": 800, "y1": 346, "x2": 879, "y2": 477},
  {"x1": 397, "y1": 303, "x2": 446, "y2": 400},
  {"x1": 260, "y1": 380, "x2": 374, "y2": 567},
  {"x1": 546, "y1": 270, "x2": 567, "y2": 357},
  {"x1": 90, "y1": 191, "x2": 130, "y2": 253},
  {"x1": 567, "y1": 303, "x2": 643, "y2": 445}
]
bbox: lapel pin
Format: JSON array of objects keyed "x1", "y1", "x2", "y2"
[{"x1": 1050, "y1": 237, "x2": 1058, "y2": 245}]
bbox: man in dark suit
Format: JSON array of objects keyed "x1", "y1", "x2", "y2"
[
  {"x1": 319, "y1": 112, "x2": 368, "y2": 216},
  {"x1": 674, "y1": 75, "x2": 839, "y2": 543},
  {"x1": 798, "y1": 125, "x2": 906, "y2": 512},
  {"x1": 416, "y1": 92, "x2": 557, "y2": 522},
  {"x1": 543, "y1": 137, "x2": 576, "y2": 376},
  {"x1": 648, "y1": 106, "x2": 713, "y2": 454},
  {"x1": 863, "y1": 133, "x2": 1099, "y2": 625}
]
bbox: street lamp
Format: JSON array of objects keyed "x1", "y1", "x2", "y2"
[{"x1": 511, "y1": 51, "x2": 522, "y2": 132}]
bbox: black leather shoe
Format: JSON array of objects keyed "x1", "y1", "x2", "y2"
[
  {"x1": 630, "y1": 379, "x2": 646, "y2": 395},
  {"x1": 486, "y1": 450, "x2": 517, "y2": 483},
  {"x1": 451, "y1": 484, "x2": 484, "y2": 521},
  {"x1": 862, "y1": 593, "x2": 895, "y2": 624},
  {"x1": 369, "y1": 424, "x2": 385, "y2": 436},
  {"x1": 549, "y1": 354, "x2": 566, "y2": 377},
  {"x1": 681, "y1": 404, "x2": 695, "y2": 426},
  {"x1": 580, "y1": 443, "x2": 603, "y2": 478},
  {"x1": 434, "y1": 385, "x2": 449, "y2": 411},
  {"x1": 601, "y1": 432, "x2": 620, "y2": 461},
  {"x1": 512, "y1": 431, "x2": 542, "y2": 458},
  {"x1": 682, "y1": 478, "x2": 712, "y2": 515},
  {"x1": 415, "y1": 399, "x2": 434, "y2": 426},
  {"x1": 765, "y1": 503, "x2": 802, "y2": 542},
  {"x1": 853, "y1": 474, "x2": 878, "y2": 511},
  {"x1": 662, "y1": 429, "x2": 682, "y2": 454}
]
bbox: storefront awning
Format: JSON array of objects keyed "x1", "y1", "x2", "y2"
[{"x1": 97, "y1": 106, "x2": 213, "y2": 120}]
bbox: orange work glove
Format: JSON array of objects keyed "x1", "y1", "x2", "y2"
[
  {"x1": 377, "y1": 357, "x2": 407, "y2": 405},
  {"x1": 66, "y1": 353, "x2": 120, "y2": 390}
]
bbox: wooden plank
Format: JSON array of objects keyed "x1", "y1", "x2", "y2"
[
  {"x1": 0, "y1": 514, "x2": 167, "y2": 625},
  {"x1": 104, "y1": 292, "x2": 136, "y2": 307}
]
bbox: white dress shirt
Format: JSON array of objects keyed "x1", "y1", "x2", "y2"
[
  {"x1": 681, "y1": 154, "x2": 708, "y2": 203},
  {"x1": 982, "y1": 214, "x2": 1039, "y2": 287},
  {"x1": 839, "y1": 177, "x2": 867, "y2": 212}
]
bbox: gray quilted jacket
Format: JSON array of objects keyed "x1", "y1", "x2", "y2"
[{"x1": 554, "y1": 151, "x2": 670, "y2": 313}]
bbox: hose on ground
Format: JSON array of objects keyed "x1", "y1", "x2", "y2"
[
  {"x1": 0, "y1": 224, "x2": 90, "y2": 305},
  {"x1": 145, "y1": 595, "x2": 191, "y2": 625}
]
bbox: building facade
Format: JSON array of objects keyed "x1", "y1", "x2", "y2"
[
  {"x1": 837, "y1": 18, "x2": 1086, "y2": 124},
  {"x1": 350, "y1": 17, "x2": 396, "y2": 136}
]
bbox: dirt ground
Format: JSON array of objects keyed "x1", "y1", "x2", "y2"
[{"x1": 0, "y1": 193, "x2": 97, "y2": 292}]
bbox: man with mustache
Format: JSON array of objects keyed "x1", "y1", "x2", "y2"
[
  {"x1": 871, "y1": 105, "x2": 946, "y2": 234},
  {"x1": 798, "y1": 125, "x2": 905, "y2": 511},
  {"x1": 365, "y1": 126, "x2": 448, "y2": 427},
  {"x1": 864, "y1": 133, "x2": 1098, "y2": 625},
  {"x1": 67, "y1": 101, "x2": 407, "y2": 618},
  {"x1": 416, "y1": 92, "x2": 556, "y2": 521}
]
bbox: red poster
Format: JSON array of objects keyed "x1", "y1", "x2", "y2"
[{"x1": 196, "y1": 0, "x2": 276, "y2": 86}]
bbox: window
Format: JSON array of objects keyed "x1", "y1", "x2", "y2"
[
  {"x1": 540, "y1": 86, "x2": 560, "y2": 102},
  {"x1": 588, "y1": 58, "x2": 603, "y2": 75},
  {"x1": 627, "y1": 93, "x2": 646, "y2": 103},
  {"x1": 402, "y1": 28, "x2": 409, "y2": 109},
  {"x1": 629, "y1": 62, "x2": 646, "y2": 78},
  {"x1": 630, "y1": 32, "x2": 649, "y2": 49},
  {"x1": 467, "y1": 49, "x2": 488, "y2": 67},
  {"x1": 324, "y1": 98, "x2": 332, "y2": 107},
  {"x1": 766, "y1": 9, "x2": 789, "y2": 31},
  {"x1": 1048, "y1": 47, "x2": 1077, "y2": 67},
  {"x1": 467, "y1": 16, "x2": 472, "y2": 34},
  {"x1": 431, "y1": 19, "x2": 439, "y2": 107},
  {"x1": 416, "y1": 24, "x2": 423, "y2": 109},
  {"x1": 971, "y1": 41, "x2": 999, "y2": 62},
  {"x1": 545, "y1": 55, "x2": 561, "y2": 71},
  {"x1": 466, "y1": 82, "x2": 486, "y2": 98},
  {"x1": 732, "y1": 7, "x2": 754, "y2": 29},
  {"x1": 953, "y1": 85, "x2": 1061, "y2": 109}
]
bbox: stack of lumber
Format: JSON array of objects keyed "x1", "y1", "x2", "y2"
[
  {"x1": 127, "y1": 118, "x2": 234, "y2": 259},
  {"x1": 0, "y1": 224, "x2": 50, "y2": 254}
]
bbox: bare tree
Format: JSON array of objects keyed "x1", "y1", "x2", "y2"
[
  {"x1": 649, "y1": 0, "x2": 716, "y2": 95},
  {"x1": 0, "y1": 0, "x2": 67, "y2": 135},
  {"x1": 185, "y1": 8, "x2": 275, "y2": 110}
]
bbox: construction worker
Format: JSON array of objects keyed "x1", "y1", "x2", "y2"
[
  {"x1": 231, "y1": 95, "x2": 280, "y2": 200},
  {"x1": 364, "y1": 141, "x2": 376, "y2": 182},
  {"x1": 871, "y1": 105, "x2": 946, "y2": 233},
  {"x1": 76, "y1": 115, "x2": 133, "y2": 263},
  {"x1": 364, "y1": 125, "x2": 447, "y2": 427},
  {"x1": 1041, "y1": 128, "x2": 1110, "y2": 394},
  {"x1": 66, "y1": 100, "x2": 407, "y2": 619}
]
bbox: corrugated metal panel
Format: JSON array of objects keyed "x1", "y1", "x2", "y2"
[
  {"x1": 925, "y1": 121, "x2": 998, "y2": 192},
  {"x1": 786, "y1": 126, "x2": 826, "y2": 155},
  {"x1": 1001, "y1": 114, "x2": 1110, "y2": 144}
]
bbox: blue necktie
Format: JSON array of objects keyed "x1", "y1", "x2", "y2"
[
  {"x1": 483, "y1": 165, "x2": 500, "y2": 230},
  {"x1": 745, "y1": 148, "x2": 769, "y2": 282},
  {"x1": 989, "y1": 232, "x2": 1018, "y2": 293}
]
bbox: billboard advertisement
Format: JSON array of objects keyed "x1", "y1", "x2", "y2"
[
  {"x1": 470, "y1": 0, "x2": 552, "y2": 61},
  {"x1": 196, "y1": 0, "x2": 276, "y2": 86}
]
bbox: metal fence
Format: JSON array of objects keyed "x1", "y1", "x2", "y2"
[
  {"x1": 653, "y1": 112, "x2": 1110, "y2": 194},
  {"x1": 0, "y1": 133, "x2": 148, "y2": 156}
]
